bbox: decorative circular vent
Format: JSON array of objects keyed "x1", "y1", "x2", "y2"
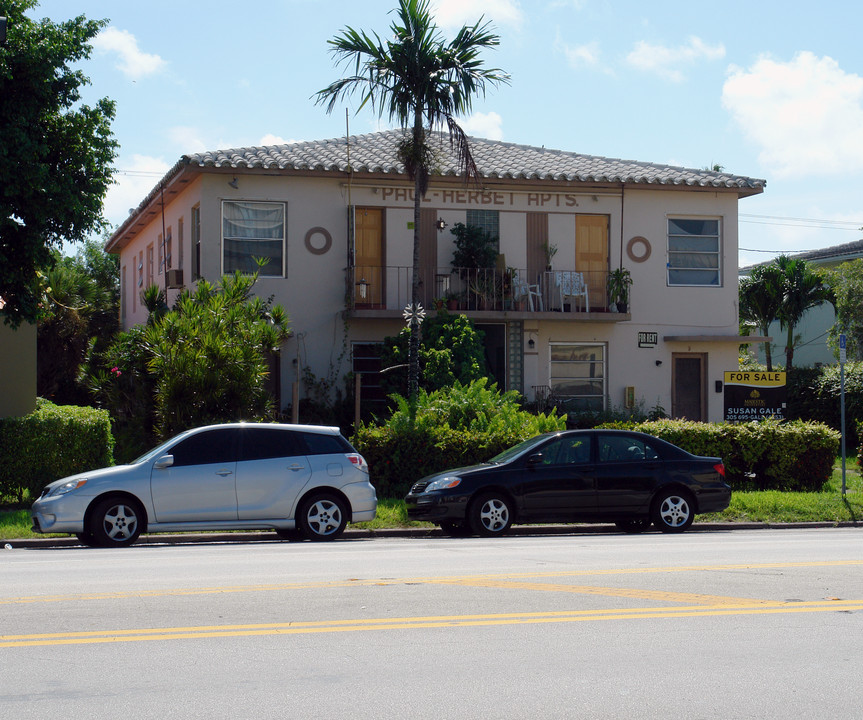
[
  {"x1": 626, "y1": 235, "x2": 651, "y2": 263},
  {"x1": 304, "y1": 227, "x2": 333, "y2": 255}
]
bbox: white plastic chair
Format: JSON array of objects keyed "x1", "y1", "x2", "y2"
[
  {"x1": 513, "y1": 272, "x2": 543, "y2": 311},
  {"x1": 556, "y1": 271, "x2": 589, "y2": 312}
]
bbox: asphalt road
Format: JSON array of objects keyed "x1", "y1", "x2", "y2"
[{"x1": 2, "y1": 527, "x2": 862, "y2": 719}]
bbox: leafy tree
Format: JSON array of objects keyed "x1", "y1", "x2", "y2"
[
  {"x1": 774, "y1": 255, "x2": 834, "y2": 370},
  {"x1": 0, "y1": 0, "x2": 117, "y2": 327},
  {"x1": 826, "y1": 258, "x2": 863, "y2": 361},
  {"x1": 86, "y1": 271, "x2": 290, "y2": 457},
  {"x1": 316, "y1": 0, "x2": 509, "y2": 402},
  {"x1": 36, "y1": 237, "x2": 119, "y2": 404},
  {"x1": 739, "y1": 262, "x2": 784, "y2": 370},
  {"x1": 379, "y1": 310, "x2": 487, "y2": 395}
]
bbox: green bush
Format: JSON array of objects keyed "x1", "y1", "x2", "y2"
[
  {"x1": 0, "y1": 398, "x2": 114, "y2": 504},
  {"x1": 601, "y1": 418, "x2": 838, "y2": 492},
  {"x1": 352, "y1": 379, "x2": 565, "y2": 497}
]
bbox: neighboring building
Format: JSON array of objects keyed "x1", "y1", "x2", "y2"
[
  {"x1": 105, "y1": 130, "x2": 765, "y2": 422},
  {"x1": 0, "y1": 316, "x2": 36, "y2": 418},
  {"x1": 741, "y1": 240, "x2": 860, "y2": 367}
]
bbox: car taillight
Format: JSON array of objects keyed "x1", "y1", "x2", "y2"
[
  {"x1": 714, "y1": 462, "x2": 725, "y2": 477},
  {"x1": 347, "y1": 453, "x2": 368, "y2": 473}
]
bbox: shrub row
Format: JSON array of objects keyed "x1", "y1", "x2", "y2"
[
  {"x1": 0, "y1": 398, "x2": 114, "y2": 504},
  {"x1": 600, "y1": 418, "x2": 839, "y2": 492}
]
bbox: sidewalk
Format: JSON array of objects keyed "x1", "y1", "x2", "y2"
[{"x1": 5, "y1": 521, "x2": 859, "y2": 549}]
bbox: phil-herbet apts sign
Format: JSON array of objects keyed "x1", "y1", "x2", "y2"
[{"x1": 723, "y1": 371, "x2": 786, "y2": 422}]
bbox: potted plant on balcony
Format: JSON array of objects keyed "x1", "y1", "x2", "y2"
[
  {"x1": 445, "y1": 289, "x2": 461, "y2": 311},
  {"x1": 607, "y1": 267, "x2": 632, "y2": 313}
]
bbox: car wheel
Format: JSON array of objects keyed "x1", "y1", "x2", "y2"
[
  {"x1": 469, "y1": 493, "x2": 513, "y2": 537},
  {"x1": 616, "y1": 518, "x2": 651, "y2": 534},
  {"x1": 297, "y1": 494, "x2": 348, "y2": 541},
  {"x1": 651, "y1": 490, "x2": 694, "y2": 533},
  {"x1": 439, "y1": 521, "x2": 471, "y2": 537},
  {"x1": 275, "y1": 528, "x2": 305, "y2": 542},
  {"x1": 88, "y1": 497, "x2": 143, "y2": 547}
]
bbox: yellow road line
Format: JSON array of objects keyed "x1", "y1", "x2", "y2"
[
  {"x1": 3, "y1": 560, "x2": 861, "y2": 606},
  {"x1": 2, "y1": 600, "x2": 861, "y2": 648}
]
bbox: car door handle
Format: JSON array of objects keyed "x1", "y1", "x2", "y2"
[
  {"x1": 288, "y1": 464, "x2": 305, "y2": 472},
  {"x1": 215, "y1": 470, "x2": 233, "y2": 477}
]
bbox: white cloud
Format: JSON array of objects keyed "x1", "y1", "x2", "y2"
[
  {"x1": 722, "y1": 52, "x2": 863, "y2": 178},
  {"x1": 92, "y1": 27, "x2": 166, "y2": 79},
  {"x1": 259, "y1": 134, "x2": 297, "y2": 146},
  {"x1": 558, "y1": 39, "x2": 602, "y2": 70},
  {"x1": 431, "y1": 0, "x2": 523, "y2": 30},
  {"x1": 626, "y1": 36, "x2": 725, "y2": 82},
  {"x1": 168, "y1": 126, "x2": 209, "y2": 154},
  {"x1": 104, "y1": 154, "x2": 172, "y2": 229},
  {"x1": 460, "y1": 111, "x2": 504, "y2": 140}
]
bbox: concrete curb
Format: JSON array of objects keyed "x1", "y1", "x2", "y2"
[{"x1": 5, "y1": 521, "x2": 860, "y2": 549}]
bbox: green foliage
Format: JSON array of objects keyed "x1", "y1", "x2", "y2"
[
  {"x1": 0, "y1": 398, "x2": 114, "y2": 503},
  {"x1": 37, "y1": 237, "x2": 119, "y2": 404},
  {"x1": 380, "y1": 310, "x2": 487, "y2": 395},
  {"x1": 739, "y1": 263, "x2": 784, "y2": 370},
  {"x1": 352, "y1": 378, "x2": 565, "y2": 496},
  {"x1": 785, "y1": 363, "x2": 863, "y2": 446},
  {"x1": 599, "y1": 418, "x2": 838, "y2": 492},
  {"x1": 0, "y1": 0, "x2": 117, "y2": 326},
  {"x1": 826, "y1": 258, "x2": 863, "y2": 361},
  {"x1": 84, "y1": 271, "x2": 290, "y2": 453},
  {"x1": 450, "y1": 222, "x2": 498, "y2": 271}
]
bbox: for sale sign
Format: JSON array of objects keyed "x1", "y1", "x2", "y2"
[{"x1": 723, "y1": 371, "x2": 786, "y2": 422}]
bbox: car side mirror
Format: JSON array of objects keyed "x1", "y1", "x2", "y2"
[
  {"x1": 526, "y1": 453, "x2": 543, "y2": 467},
  {"x1": 154, "y1": 454, "x2": 174, "y2": 469}
]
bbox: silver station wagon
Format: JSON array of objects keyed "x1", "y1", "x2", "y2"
[{"x1": 31, "y1": 423, "x2": 377, "y2": 547}]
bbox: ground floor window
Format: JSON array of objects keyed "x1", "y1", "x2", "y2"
[
  {"x1": 352, "y1": 342, "x2": 386, "y2": 420},
  {"x1": 550, "y1": 342, "x2": 605, "y2": 411},
  {"x1": 222, "y1": 200, "x2": 285, "y2": 276}
]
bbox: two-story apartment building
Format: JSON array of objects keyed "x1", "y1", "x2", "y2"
[{"x1": 105, "y1": 130, "x2": 765, "y2": 422}]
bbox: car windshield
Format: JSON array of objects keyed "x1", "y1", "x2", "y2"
[{"x1": 487, "y1": 434, "x2": 555, "y2": 464}]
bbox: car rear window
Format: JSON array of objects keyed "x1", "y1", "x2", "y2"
[
  {"x1": 240, "y1": 428, "x2": 303, "y2": 461},
  {"x1": 297, "y1": 431, "x2": 352, "y2": 455}
]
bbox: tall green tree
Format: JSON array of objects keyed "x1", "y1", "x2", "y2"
[
  {"x1": 0, "y1": 0, "x2": 117, "y2": 327},
  {"x1": 316, "y1": 0, "x2": 509, "y2": 402},
  {"x1": 739, "y1": 263, "x2": 784, "y2": 371},
  {"x1": 774, "y1": 255, "x2": 834, "y2": 370},
  {"x1": 826, "y1": 258, "x2": 863, "y2": 361}
]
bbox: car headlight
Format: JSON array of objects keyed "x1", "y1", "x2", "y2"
[
  {"x1": 49, "y1": 479, "x2": 88, "y2": 497},
  {"x1": 424, "y1": 477, "x2": 462, "y2": 492}
]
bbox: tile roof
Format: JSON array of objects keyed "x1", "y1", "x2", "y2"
[
  {"x1": 185, "y1": 129, "x2": 766, "y2": 191},
  {"x1": 740, "y1": 238, "x2": 863, "y2": 273}
]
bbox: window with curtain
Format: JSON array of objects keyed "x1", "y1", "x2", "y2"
[
  {"x1": 667, "y1": 218, "x2": 720, "y2": 286},
  {"x1": 222, "y1": 201, "x2": 285, "y2": 276},
  {"x1": 550, "y1": 343, "x2": 605, "y2": 411}
]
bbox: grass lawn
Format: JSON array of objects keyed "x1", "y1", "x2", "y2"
[{"x1": 3, "y1": 457, "x2": 861, "y2": 541}]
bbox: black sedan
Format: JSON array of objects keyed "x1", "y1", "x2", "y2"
[{"x1": 404, "y1": 429, "x2": 730, "y2": 536}]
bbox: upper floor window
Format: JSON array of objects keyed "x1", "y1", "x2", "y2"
[
  {"x1": 667, "y1": 218, "x2": 720, "y2": 286},
  {"x1": 466, "y1": 209, "x2": 500, "y2": 249},
  {"x1": 191, "y1": 206, "x2": 201, "y2": 279},
  {"x1": 222, "y1": 200, "x2": 285, "y2": 276}
]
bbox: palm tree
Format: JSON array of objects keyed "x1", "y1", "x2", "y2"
[
  {"x1": 739, "y1": 263, "x2": 784, "y2": 371},
  {"x1": 774, "y1": 256, "x2": 834, "y2": 370},
  {"x1": 316, "y1": 0, "x2": 509, "y2": 402}
]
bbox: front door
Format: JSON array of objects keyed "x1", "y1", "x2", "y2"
[
  {"x1": 575, "y1": 215, "x2": 608, "y2": 311},
  {"x1": 419, "y1": 209, "x2": 438, "y2": 308},
  {"x1": 355, "y1": 207, "x2": 384, "y2": 307},
  {"x1": 673, "y1": 353, "x2": 706, "y2": 420}
]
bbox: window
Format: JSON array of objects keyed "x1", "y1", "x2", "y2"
[
  {"x1": 177, "y1": 218, "x2": 184, "y2": 269},
  {"x1": 146, "y1": 244, "x2": 154, "y2": 286},
  {"x1": 191, "y1": 205, "x2": 201, "y2": 279},
  {"x1": 157, "y1": 234, "x2": 164, "y2": 274},
  {"x1": 120, "y1": 265, "x2": 126, "y2": 323},
  {"x1": 467, "y1": 209, "x2": 500, "y2": 250},
  {"x1": 240, "y1": 428, "x2": 302, "y2": 461},
  {"x1": 169, "y1": 429, "x2": 237, "y2": 466},
  {"x1": 550, "y1": 343, "x2": 605, "y2": 412},
  {"x1": 598, "y1": 435, "x2": 659, "y2": 463},
  {"x1": 222, "y1": 200, "x2": 285, "y2": 276},
  {"x1": 536, "y1": 435, "x2": 591, "y2": 465},
  {"x1": 298, "y1": 431, "x2": 351, "y2": 455},
  {"x1": 165, "y1": 227, "x2": 173, "y2": 270},
  {"x1": 667, "y1": 218, "x2": 720, "y2": 286}
]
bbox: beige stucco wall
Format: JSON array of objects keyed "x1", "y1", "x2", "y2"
[
  {"x1": 113, "y1": 172, "x2": 745, "y2": 422},
  {"x1": 0, "y1": 320, "x2": 37, "y2": 418}
]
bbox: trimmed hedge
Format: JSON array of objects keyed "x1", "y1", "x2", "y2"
[
  {"x1": 0, "y1": 398, "x2": 114, "y2": 504},
  {"x1": 600, "y1": 418, "x2": 838, "y2": 492}
]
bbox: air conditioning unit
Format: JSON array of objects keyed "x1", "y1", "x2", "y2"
[{"x1": 166, "y1": 269, "x2": 184, "y2": 289}]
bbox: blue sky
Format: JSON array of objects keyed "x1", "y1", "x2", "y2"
[{"x1": 30, "y1": 0, "x2": 863, "y2": 266}]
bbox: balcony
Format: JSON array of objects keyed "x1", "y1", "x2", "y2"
[{"x1": 349, "y1": 266, "x2": 629, "y2": 322}]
